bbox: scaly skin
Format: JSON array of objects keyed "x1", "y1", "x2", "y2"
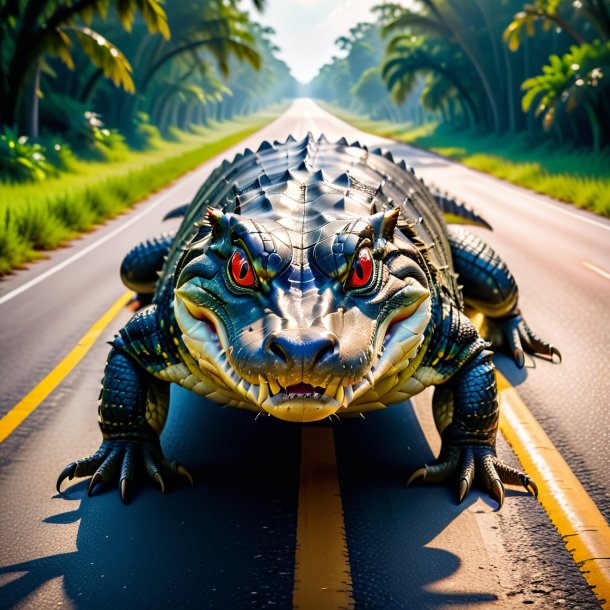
[{"x1": 57, "y1": 134, "x2": 559, "y2": 506}]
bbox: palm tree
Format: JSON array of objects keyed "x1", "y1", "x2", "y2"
[
  {"x1": 383, "y1": 0, "x2": 506, "y2": 132},
  {"x1": 521, "y1": 39, "x2": 610, "y2": 150},
  {"x1": 504, "y1": 1, "x2": 587, "y2": 50},
  {"x1": 97, "y1": 0, "x2": 262, "y2": 134},
  {"x1": 382, "y1": 36, "x2": 480, "y2": 128},
  {"x1": 0, "y1": 0, "x2": 168, "y2": 133}
]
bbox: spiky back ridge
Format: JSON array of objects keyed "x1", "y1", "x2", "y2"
[{"x1": 155, "y1": 133, "x2": 461, "y2": 306}]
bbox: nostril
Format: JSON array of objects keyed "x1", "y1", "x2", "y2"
[
  {"x1": 268, "y1": 339, "x2": 289, "y2": 363},
  {"x1": 313, "y1": 337, "x2": 338, "y2": 366}
]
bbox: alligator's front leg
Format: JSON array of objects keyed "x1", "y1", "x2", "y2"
[
  {"x1": 408, "y1": 350, "x2": 537, "y2": 509},
  {"x1": 57, "y1": 311, "x2": 192, "y2": 503}
]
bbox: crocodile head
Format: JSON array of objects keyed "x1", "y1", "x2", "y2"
[{"x1": 174, "y1": 200, "x2": 431, "y2": 423}]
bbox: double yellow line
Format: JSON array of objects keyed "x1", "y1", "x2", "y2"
[{"x1": 1, "y1": 294, "x2": 608, "y2": 608}]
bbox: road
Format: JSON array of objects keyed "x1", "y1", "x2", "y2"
[{"x1": 0, "y1": 99, "x2": 607, "y2": 609}]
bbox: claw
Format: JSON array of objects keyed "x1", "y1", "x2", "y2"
[
  {"x1": 550, "y1": 346, "x2": 562, "y2": 364},
  {"x1": 88, "y1": 472, "x2": 103, "y2": 497},
  {"x1": 177, "y1": 464, "x2": 194, "y2": 488},
  {"x1": 406, "y1": 466, "x2": 426, "y2": 488},
  {"x1": 491, "y1": 479, "x2": 505, "y2": 510},
  {"x1": 56, "y1": 463, "x2": 76, "y2": 493},
  {"x1": 520, "y1": 474, "x2": 538, "y2": 498},
  {"x1": 154, "y1": 472, "x2": 166, "y2": 494},
  {"x1": 458, "y1": 478, "x2": 470, "y2": 504},
  {"x1": 120, "y1": 478, "x2": 131, "y2": 504},
  {"x1": 513, "y1": 348, "x2": 525, "y2": 368}
]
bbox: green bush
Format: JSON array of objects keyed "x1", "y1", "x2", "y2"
[
  {"x1": 0, "y1": 209, "x2": 31, "y2": 274},
  {"x1": 50, "y1": 194, "x2": 95, "y2": 232},
  {"x1": 13, "y1": 202, "x2": 67, "y2": 250},
  {"x1": 128, "y1": 113, "x2": 161, "y2": 151},
  {"x1": 40, "y1": 93, "x2": 128, "y2": 162},
  {"x1": 0, "y1": 128, "x2": 52, "y2": 183},
  {"x1": 35, "y1": 136, "x2": 76, "y2": 173}
]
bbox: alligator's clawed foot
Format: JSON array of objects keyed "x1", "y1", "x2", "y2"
[
  {"x1": 484, "y1": 312, "x2": 561, "y2": 368},
  {"x1": 406, "y1": 445, "x2": 537, "y2": 510},
  {"x1": 57, "y1": 440, "x2": 193, "y2": 504}
]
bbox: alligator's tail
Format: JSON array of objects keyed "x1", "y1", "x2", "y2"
[
  {"x1": 163, "y1": 204, "x2": 189, "y2": 221},
  {"x1": 432, "y1": 190, "x2": 492, "y2": 230},
  {"x1": 364, "y1": 140, "x2": 492, "y2": 230}
]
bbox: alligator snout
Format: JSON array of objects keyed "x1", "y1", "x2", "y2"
[{"x1": 264, "y1": 329, "x2": 339, "y2": 371}]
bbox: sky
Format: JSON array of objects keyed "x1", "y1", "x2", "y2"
[{"x1": 257, "y1": 0, "x2": 379, "y2": 84}]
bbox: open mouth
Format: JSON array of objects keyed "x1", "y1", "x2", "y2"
[
  {"x1": 286, "y1": 383, "x2": 324, "y2": 397},
  {"x1": 262, "y1": 376, "x2": 353, "y2": 407},
  {"x1": 260, "y1": 376, "x2": 347, "y2": 423}
]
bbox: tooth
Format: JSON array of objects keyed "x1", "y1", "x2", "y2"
[
  {"x1": 246, "y1": 383, "x2": 258, "y2": 404},
  {"x1": 335, "y1": 385, "x2": 344, "y2": 404},
  {"x1": 257, "y1": 381, "x2": 269, "y2": 405},
  {"x1": 344, "y1": 384, "x2": 354, "y2": 405},
  {"x1": 366, "y1": 371, "x2": 375, "y2": 386},
  {"x1": 268, "y1": 375, "x2": 281, "y2": 395},
  {"x1": 326, "y1": 377, "x2": 340, "y2": 396}
]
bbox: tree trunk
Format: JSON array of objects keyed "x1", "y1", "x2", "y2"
[
  {"x1": 584, "y1": 103, "x2": 601, "y2": 153},
  {"x1": 25, "y1": 61, "x2": 41, "y2": 138}
]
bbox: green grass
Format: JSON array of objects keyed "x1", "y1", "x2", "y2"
[
  {"x1": 322, "y1": 103, "x2": 610, "y2": 218},
  {"x1": 0, "y1": 106, "x2": 286, "y2": 275}
]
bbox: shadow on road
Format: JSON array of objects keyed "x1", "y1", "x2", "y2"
[
  {"x1": 333, "y1": 402, "x2": 498, "y2": 608},
  {"x1": 1, "y1": 389, "x2": 500, "y2": 609}
]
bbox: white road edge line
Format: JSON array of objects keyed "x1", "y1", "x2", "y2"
[
  {"x1": 582, "y1": 260, "x2": 610, "y2": 280},
  {"x1": 448, "y1": 162, "x2": 610, "y2": 233},
  {"x1": 0, "y1": 164, "x2": 208, "y2": 308},
  {"x1": 398, "y1": 143, "x2": 610, "y2": 233}
]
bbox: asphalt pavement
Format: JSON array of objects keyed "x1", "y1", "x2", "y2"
[{"x1": 0, "y1": 99, "x2": 607, "y2": 609}]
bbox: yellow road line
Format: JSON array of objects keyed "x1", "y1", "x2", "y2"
[
  {"x1": 0, "y1": 291, "x2": 133, "y2": 445},
  {"x1": 497, "y1": 372, "x2": 610, "y2": 608},
  {"x1": 293, "y1": 427, "x2": 353, "y2": 609}
]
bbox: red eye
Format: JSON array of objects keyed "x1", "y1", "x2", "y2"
[
  {"x1": 346, "y1": 248, "x2": 374, "y2": 289},
  {"x1": 230, "y1": 251, "x2": 256, "y2": 288}
]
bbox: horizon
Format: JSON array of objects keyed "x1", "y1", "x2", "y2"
[{"x1": 257, "y1": 0, "x2": 379, "y2": 84}]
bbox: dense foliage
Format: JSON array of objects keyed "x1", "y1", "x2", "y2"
[
  {"x1": 0, "y1": 0, "x2": 296, "y2": 182},
  {"x1": 312, "y1": 0, "x2": 610, "y2": 151}
]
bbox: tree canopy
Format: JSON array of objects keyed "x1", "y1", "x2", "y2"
[{"x1": 311, "y1": 0, "x2": 610, "y2": 150}]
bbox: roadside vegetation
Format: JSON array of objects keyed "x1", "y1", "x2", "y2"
[
  {"x1": 323, "y1": 104, "x2": 610, "y2": 217},
  {"x1": 0, "y1": 0, "x2": 296, "y2": 274},
  {"x1": 0, "y1": 109, "x2": 285, "y2": 274},
  {"x1": 311, "y1": 1, "x2": 610, "y2": 215}
]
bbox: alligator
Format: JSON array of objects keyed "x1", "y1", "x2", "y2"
[{"x1": 57, "y1": 134, "x2": 560, "y2": 507}]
